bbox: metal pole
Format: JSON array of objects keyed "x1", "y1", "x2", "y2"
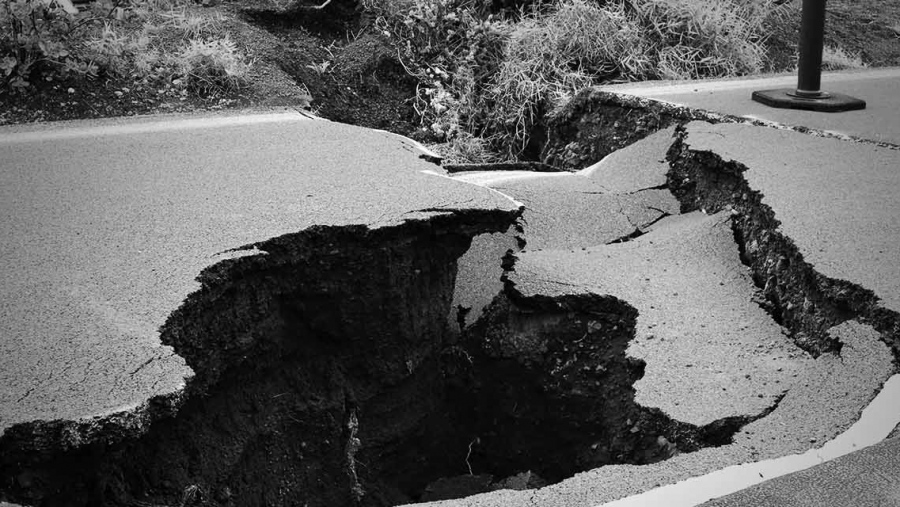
[
  {"x1": 795, "y1": 0, "x2": 826, "y2": 97},
  {"x1": 751, "y1": 0, "x2": 865, "y2": 112}
]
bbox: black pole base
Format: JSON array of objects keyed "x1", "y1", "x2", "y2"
[{"x1": 752, "y1": 88, "x2": 866, "y2": 112}]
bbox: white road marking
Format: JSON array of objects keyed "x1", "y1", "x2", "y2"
[{"x1": 452, "y1": 170, "x2": 577, "y2": 187}]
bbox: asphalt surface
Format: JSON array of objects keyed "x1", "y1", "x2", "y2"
[
  {"x1": 581, "y1": 126, "x2": 677, "y2": 193},
  {"x1": 680, "y1": 120, "x2": 900, "y2": 313},
  {"x1": 603, "y1": 68, "x2": 900, "y2": 145},
  {"x1": 425, "y1": 68, "x2": 900, "y2": 507},
  {"x1": 451, "y1": 164, "x2": 679, "y2": 329},
  {"x1": 452, "y1": 169, "x2": 680, "y2": 254},
  {"x1": 452, "y1": 230, "x2": 519, "y2": 330},
  {"x1": 0, "y1": 111, "x2": 519, "y2": 440},
  {"x1": 700, "y1": 435, "x2": 900, "y2": 507},
  {"x1": 508, "y1": 211, "x2": 810, "y2": 426},
  {"x1": 5, "y1": 68, "x2": 900, "y2": 507},
  {"x1": 488, "y1": 176, "x2": 677, "y2": 250}
]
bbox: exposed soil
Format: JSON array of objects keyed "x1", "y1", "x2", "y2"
[{"x1": 539, "y1": 89, "x2": 740, "y2": 170}]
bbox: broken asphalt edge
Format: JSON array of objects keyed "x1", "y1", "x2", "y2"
[
  {"x1": 408, "y1": 93, "x2": 900, "y2": 507},
  {"x1": 487, "y1": 248, "x2": 787, "y2": 457},
  {"x1": 666, "y1": 126, "x2": 900, "y2": 365},
  {"x1": 544, "y1": 87, "x2": 899, "y2": 363},
  {"x1": 0, "y1": 196, "x2": 523, "y2": 473},
  {"x1": 541, "y1": 89, "x2": 898, "y2": 172}
]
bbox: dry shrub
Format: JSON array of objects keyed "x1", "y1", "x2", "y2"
[
  {"x1": 427, "y1": 131, "x2": 502, "y2": 163},
  {"x1": 473, "y1": 0, "x2": 651, "y2": 157}
]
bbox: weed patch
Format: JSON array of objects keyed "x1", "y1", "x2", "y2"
[
  {"x1": 821, "y1": 45, "x2": 865, "y2": 70},
  {"x1": 0, "y1": 0, "x2": 250, "y2": 97}
]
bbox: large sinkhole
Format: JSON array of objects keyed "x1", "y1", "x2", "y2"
[{"x1": 3, "y1": 223, "x2": 737, "y2": 507}]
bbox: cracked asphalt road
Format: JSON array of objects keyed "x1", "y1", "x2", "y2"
[
  {"x1": 509, "y1": 211, "x2": 811, "y2": 426},
  {"x1": 679, "y1": 120, "x2": 900, "y2": 313},
  {"x1": 441, "y1": 71, "x2": 900, "y2": 504},
  {"x1": 4, "y1": 67, "x2": 900, "y2": 506},
  {"x1": 0, "y1": 110, "x2": 520, "y2": 440}
]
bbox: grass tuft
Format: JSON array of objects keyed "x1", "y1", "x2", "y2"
[{"x1": 821, "y1": 45, "x2": 865, "y2": 70}]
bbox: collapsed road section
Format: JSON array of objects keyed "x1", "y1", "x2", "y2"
[
  {"x1": 0, "y1": 111, "x2": 524, "y2": 506},
  {"x1": 423, "y1": 101, "x2": 900, "y2": 506},
  {"x1": 1, "y1": 110, "x2": 796, "y2": 507},
  {"x1": 4, "y1": 97, "x2": 900, "y2": 507},
  {"x1": 667, "y1": 121, "x2": 900, "y2": 358}
]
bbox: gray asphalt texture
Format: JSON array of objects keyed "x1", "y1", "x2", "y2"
[
  {"x1": 7, "y1": 68, "x2": 900, "y2": 507},
  {"x1": 582, "y1": 126, "x2": 677, "y2": 193},
  {"x1": 681, "y1": 120, "x2": 900, "y2": 313},
  {"x1": 490, "y1": 176, "x2": 678, "y2": 250},
  {"x1": 509, "y1": 211, "x2": 810, "y2": 426},
  {"x1": 701, "y1": 435, "x2": 900, "y2": 507},
  {"x1": 452, "y1": 230, "x2": 520, "y2": 330},
  {"x1": 421, "y1": 69, "x2": 900, "y2": 506},
  {"x1": 0, "y1": 111, "x2": 519, "y2": 437},
  {"x1": 451, "y1": 147, "x2": 680, "y2": 330},
  {"x1": 604, "y1": 68, "x2": 900, "y2": 145}
]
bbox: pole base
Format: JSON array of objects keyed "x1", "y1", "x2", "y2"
[{"x1": 751, "y1": 88, "x2": 866, "y2": 112}]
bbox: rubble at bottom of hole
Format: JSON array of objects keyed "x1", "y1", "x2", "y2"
[{"x1": 420, "y1": 470, "x2": 547, "y2": 502}]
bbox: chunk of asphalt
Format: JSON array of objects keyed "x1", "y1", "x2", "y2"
[
  {"x1": 410, "y1": 320, "x2": 893, "y2": 507},
  {"x1": 0, "y1": 113, "x2": 520, "y2": 455},
  {"x1": 580, "y1": 126, "x2": 678, "y2": 193},
  {"x1": 733, "y1": 320, "x2": 895, "y2": 457},
  {"x1": 588, "y1": 324, "x2": 898, "y2": 507},
  {"x1": 452, "y1": 230, "x2": 521, "y2": 330},
  {"x1": 617, "y1": 188, "x2": 681, "y2": 232},
  {"x1": 451, "y1": 170, "x2": 679, "y2": 331},
  {"x1": 677, "y1": 121, "x2": 900, "y2": 314},
  {"x1": 494, "y1": 185, "x2": 635, "y2": 250},
  {"x1": 509, "y1": 211, "x2": 811, "y2": 427},
  {"x1": 482, "y1": 175, "x2": 678, "y2": 250}
]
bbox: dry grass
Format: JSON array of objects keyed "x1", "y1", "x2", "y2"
[
  {"x1": 637, "y1": 0, "x2": 771, "y2": 79},
  {"x1": 427, "y1": 132, "x2": 502, "y2": 164},
  {"x1": 361, "y1": 0, "x2": 807, "y2": 159},
  {"x1": 1, "y1": 0, "x2": 250, "y2": 95},
  {"x1": 454, "y1": 0, "x2": 778, "y2": 157},
  {"x1": 821, "y1": 45, "x2": 865, "y2": 70}
]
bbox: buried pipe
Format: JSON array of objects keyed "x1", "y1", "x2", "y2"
[{"x1": 751, "y1": 0, "x2": 866, "y2": 112}]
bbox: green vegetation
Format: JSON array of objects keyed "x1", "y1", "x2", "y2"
[
  {"x1": 364, "y1": 0, "x2": 800, "y2": 159},
  {"x1": 0, "y1": 0, "x2": 249, "y2": 96}
]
